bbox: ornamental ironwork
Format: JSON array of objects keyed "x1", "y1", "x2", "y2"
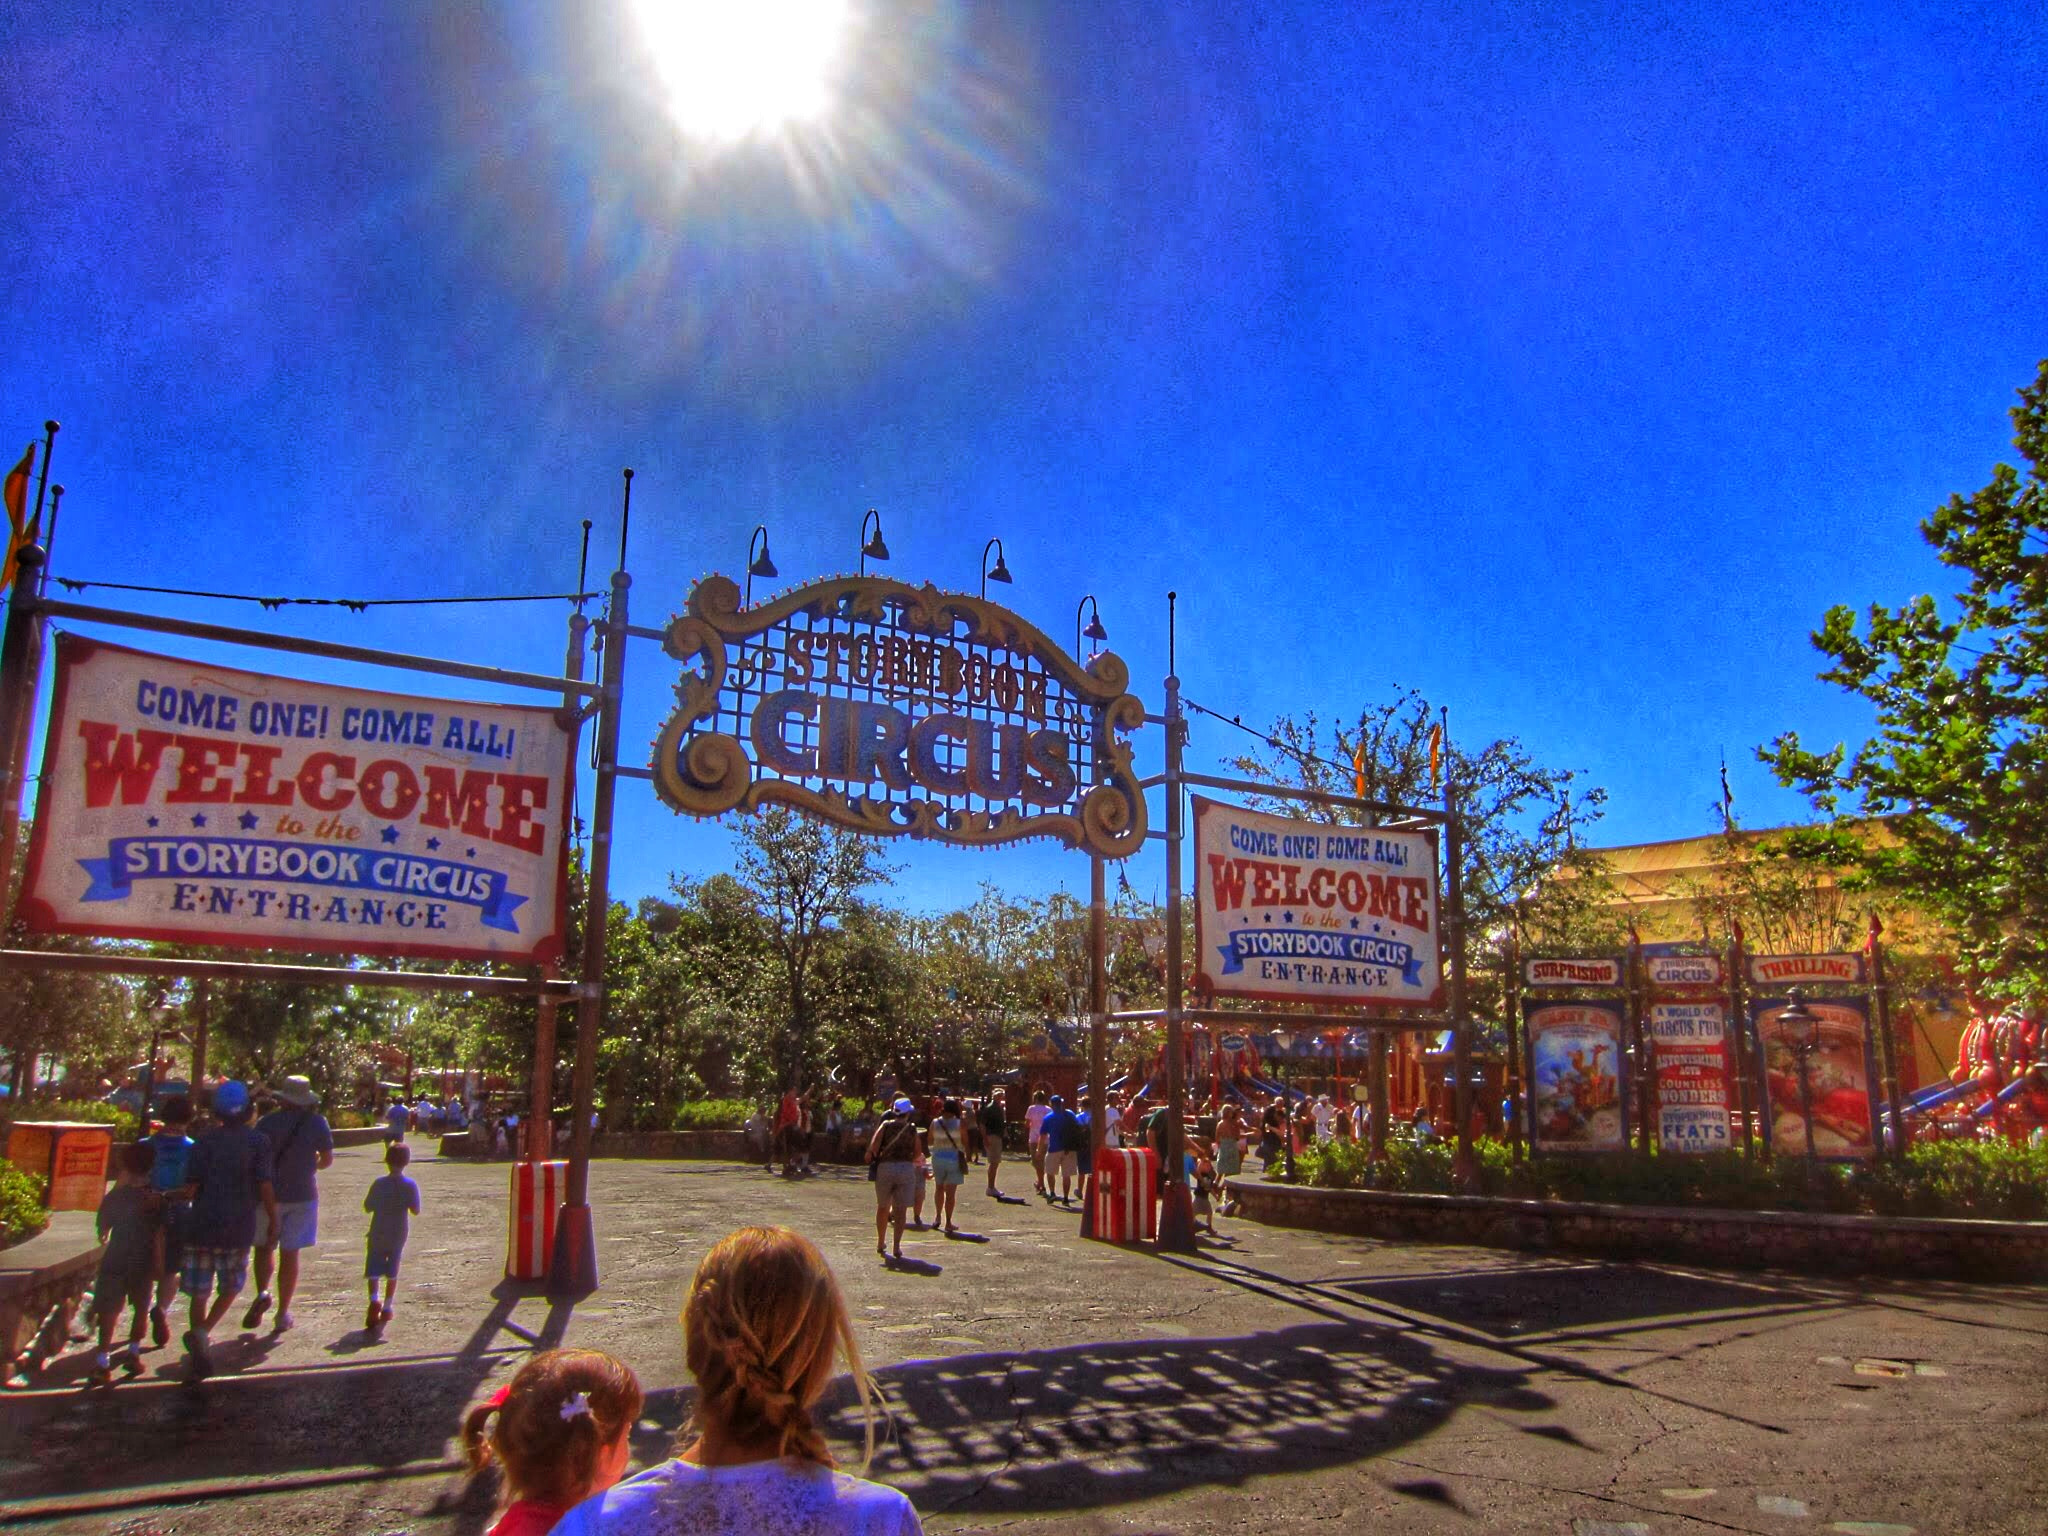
[{"x1": 651, "y1": 574, "x2": 1147, "y2": 858}]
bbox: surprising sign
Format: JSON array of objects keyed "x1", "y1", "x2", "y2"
[
  {"x1": 1193, "y1": 797, "x2": 1442, "y2": 1009},
  {"x1": 20, "y1": 636, "x2": 571, "y2": 963}
]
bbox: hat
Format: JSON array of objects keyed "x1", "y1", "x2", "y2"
[
  {"x1": 212, "y1": 1080, "x2": 250, "y2": 1116},
  {"x1": 1050, "y1": 1095, "x2": 1064, "y2": 1108},
  {"x1": 892, "y1": 1097, "x2": 915, "y2": 1114},
  {"x1": 275, "y1": 1075, "x2": 320, "y2": 1109}
]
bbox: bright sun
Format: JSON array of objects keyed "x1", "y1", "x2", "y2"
[{"x1": 629, "y1": 0, "x2": 854, "y2": 143}]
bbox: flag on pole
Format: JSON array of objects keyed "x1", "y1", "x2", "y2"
[
  {"x1": 1351, "y1": 742, "x2": 1367, "y2": 800},
  {"x1": 2, "y1": 443, "x2": 36, "y2": 594},
  {"x1": 1718, "y1": 751, "x2": 1734, "y2": 831},
  {"x1": 1427, "y1": 722, "x2": 1443, "y2": 794}
]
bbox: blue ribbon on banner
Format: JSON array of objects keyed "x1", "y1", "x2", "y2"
[
  {"x1": 1217, "y1": 927, "x2": 1423, "y2": 986},
  {"x1": 77, "y1": 836, "x2": 529, "y2": 932}
]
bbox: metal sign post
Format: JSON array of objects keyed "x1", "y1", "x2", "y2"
[{"x1": 1157, "y1": 633, "x2": 1196, "y2": 1252}]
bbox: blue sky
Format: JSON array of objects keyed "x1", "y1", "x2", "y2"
[{"x1": 2, "y1": 1, "x2": 2043, "y2": 915}]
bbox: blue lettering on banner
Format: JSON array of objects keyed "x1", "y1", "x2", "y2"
[
  {"x1": 1217, "y1": 927, "x2": 1423, "y2": 986},
  {"x1": 76, "y1": 836, "x2": 528, "y2": 931}
]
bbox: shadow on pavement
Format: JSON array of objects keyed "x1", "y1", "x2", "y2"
[
  {"x1": 622, "y1": 1320, "x2": 1546, "y2": 1521},
  {"x1": 0, "y1": 1280, "x2": 581, "y2": 1510}
]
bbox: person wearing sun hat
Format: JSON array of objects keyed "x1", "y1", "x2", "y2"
[
  {"x1": 175, "y1": 1080, "x2": 276, "y2": 1379},
  {"x1": 865, "y1": 1097, "x2": 923, "y2": 1263},
  {"x1": 246, "y1": 1074, "x2": 335, "y2": 1335}
]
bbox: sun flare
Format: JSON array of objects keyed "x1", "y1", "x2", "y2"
[{"x1": 628, "y1": 0, "x2": 854, "y2": 143}]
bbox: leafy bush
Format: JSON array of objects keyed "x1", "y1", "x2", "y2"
[
  {"x1": 0, "y1": 1162, "x2": 48, "y2": 1248},
  {"x1": 1282, "y1": 1136, "x2": 2048, "y2": 1220},
  {"x1": 327, "y1": 1109, "x2": 378, "y2": 1130},
  {"x1": 671, "y1": 1099, "x2": 753, "y2": 1132},
  {"x1": 0, "y1": 1098, "x2": 138, "y2": 1143}
]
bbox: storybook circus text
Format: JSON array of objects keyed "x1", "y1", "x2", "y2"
[{"x1": 19, "y1": 637, "x2": 572, "y2": 963}]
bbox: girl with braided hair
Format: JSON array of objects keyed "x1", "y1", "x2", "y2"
[
  {"x1": 555, "y1": 1226, "x2": 921, "y2": 1535},
  {"x1": 462, "y1": 1349, "x2": 643, "y2": 1536}
]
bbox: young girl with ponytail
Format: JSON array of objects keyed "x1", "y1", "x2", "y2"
[
  {"x1": 554, "y1": 1225, "x2": 921, "y2": 1535},
  {"x1": 463, "y1": 1349, "x2": 644, "y2": 1536}
]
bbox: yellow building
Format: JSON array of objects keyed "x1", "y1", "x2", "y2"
[{"x1": 1573, "y1": 827, "x2": 1967, "y2": 1091}]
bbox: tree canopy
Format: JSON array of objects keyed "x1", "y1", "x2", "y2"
[{"x1": 1763, "y1": 359, "x2": 2048, "y2": 1003}]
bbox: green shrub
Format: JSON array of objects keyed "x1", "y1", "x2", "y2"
[
  {"x1": 671, "y1": 1099, "x2": 753, "y2": 1132},
  {"x1": 0, "y1": 1162, "x2": 48, "y2": 1248},
  {"x1": 0, "y1": 1098, "x2": 138, "y2": 1143},
  {"x1": 1275, "y1": 1135, "x2": 2048, "y2": 1220}
]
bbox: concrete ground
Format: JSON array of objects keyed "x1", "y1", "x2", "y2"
[{"x1": 2, "y1": 1141, "x2": 2043, "y2": 1535}]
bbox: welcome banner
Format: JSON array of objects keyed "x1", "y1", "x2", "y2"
[
  {"x1": 21, "y1": 636, "x2": 572, "y2": 963},
  {"x1": 1193, "y1": 797, "x2": 1442, "y2": 1009}
]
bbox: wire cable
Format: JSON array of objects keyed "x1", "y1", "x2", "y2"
[{"x1": 52, "y1": 577, "x2": 601, "y2": 612}]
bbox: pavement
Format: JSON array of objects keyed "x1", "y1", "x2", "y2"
[{"x1": 2, "y1": 1141, "x2": 2044, "y2": 1534}]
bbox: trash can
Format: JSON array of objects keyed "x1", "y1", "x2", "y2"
[
  {"x1": 1091, "y1": 1146, "x2": 1158, "y2": 1243},
  {"x1": 506, "y1": 1160, "x2": 566, "y2": 1280},
  {"x1": 6, "y1": 1122, "x2": 115, "y2": 1212}
]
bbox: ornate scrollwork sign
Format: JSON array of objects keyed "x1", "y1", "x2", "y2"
[{"x1": 651, "y1": 574, "x2": 1147, "y2": 858}]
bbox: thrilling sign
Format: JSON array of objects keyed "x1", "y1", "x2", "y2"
[
  {"x1": 1193, "y1": 797, "x2": 1442, "y2": 1009},
  {"x1": 20, "y1": 636, "x2": 572, "y2": 963},
  {"x1": 652, "y1": 575, "x2": 1146, "y2": 858}
]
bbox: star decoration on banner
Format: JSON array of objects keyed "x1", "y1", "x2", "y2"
[
  {"x1": 190, "y1": 814, "x2": 207, "y2": 829},
  {"x1": 238, "y1": 811, "x2": 260, "y2": 830},
  {"x1": 146, "y1": 816, "x2": 159, "y2": 828},
  {"x1": 425, "y1": 837, "x2": 441, "y2": 851},
  {"x1": 380, "y1": 826, "x2": 401, "y2": 844},
  {"x1": 465, "y1": 848, "x2": 477, "y2": 858}
]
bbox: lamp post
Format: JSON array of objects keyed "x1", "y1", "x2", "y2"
[
  {"x1": 859, "y1": 509, "x2": 889, "y2": 578},
  {"x1": 745, "y1": 525, "x2": 777, "y2": 606},
  {"x1": 1778, "y1": 988, "x2": 1823, "y2": 1199},
  {"x1": 1272, "y1": 1029, "x2": 1298, "y2": 1181},
  {"x1": 980, "y1": 537, "x2": 1012, "y2": 600},
  {"x1": 1074, "y1": 594, "x2": 1106, "y2": 662}
]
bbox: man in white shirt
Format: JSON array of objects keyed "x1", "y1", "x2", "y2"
[{"x1": 1023, "y1": 1088, "x2": 1052, "y2": 1197}]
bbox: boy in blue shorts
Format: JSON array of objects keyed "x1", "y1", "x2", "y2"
[{"x1": 363, "y1": 1142, "x2": 420, "y2": 1337}]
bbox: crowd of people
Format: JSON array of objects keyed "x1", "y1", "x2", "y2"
[{"x1": 86, "y1": 1074, "x2": 418, "y2": 1385}]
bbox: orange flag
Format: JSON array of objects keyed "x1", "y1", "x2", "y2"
[
  {"x1": 2, "y1": 443, "x2": 35, "y2": 594},
  {"x1": 1427, "y1": 722, "x2": 1443, "y2": 793},
  {"x1": 1351, "y1": 742, "x2": 1366, "y2": 800}
]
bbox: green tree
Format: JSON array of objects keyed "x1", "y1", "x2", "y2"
[
  {"x1": 1763, "y1": 360, "x2": 2047, "y2": 1002},
  {"x1": 735, "y1": 808, "x2": 894, "y2": 1090}
]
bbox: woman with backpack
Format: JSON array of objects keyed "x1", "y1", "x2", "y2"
[{"x1": 866, "y1": 1098, "x2": 924, "y2": 1264}]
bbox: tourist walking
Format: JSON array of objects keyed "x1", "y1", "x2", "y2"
[
  {"x1": 867, "y1": 1098, "x2": 922, "y2": 1263},
  {"x1": 552, "y1": 1226, "x2": 922, "y2": 1535},
  {"x1": 1024, "y1": 1087, "x2": 1051, "y2": 1195},
  {"x1": 176, "y1": 1079, "x2": 277, "y2": 1380},
  {"x1": 1041, "y1": 1096, "x2": 1083, "y2": 1205},
  {"x1": 979, "y1": 1088, "x2": 1006, "y2": 1196},
  {"x1": 145, "y1": 1095, "x2": 197, "y2": 1347},
  {"x1": 363, "y1": 1141, "x2": 421, "y2": 1336},
  {"x1": 90, "y1": 1142, "x2": 158, "y2": 1384},
  {"x1": 246, "y1": 1074, "x2": 333, "y2": 1334},
  {"x1": 928, "y1": 1098, "x2": 967, "y2": 1236}
]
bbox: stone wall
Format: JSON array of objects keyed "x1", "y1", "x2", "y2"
[
  {"x1": 435, "y1": 1128, "x2": 874, "y2": 1164},
  {"x1": 1226, "y1": 1180, "x2": 2048, "y2": 1283}
]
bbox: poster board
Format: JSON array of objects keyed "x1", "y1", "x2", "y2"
[
  {"x1": 1193, "y1": 797, "x2": 1442, "y2": 1009},
  {"x1": 1524, "y1": 999, "x2": 1629, "y2": 1152},
  {"x1": 21, "y1": 635, "x2": 572, "y2": 964},
  {"x1": 1647, "y1": 999, "x2": 1734, "y2": 1153},
  {"x1": 1748, "y1": 994, "x2": 1879, "y2": 1160}
]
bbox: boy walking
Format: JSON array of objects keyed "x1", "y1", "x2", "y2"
[
  {"x1": 145, "y1": 1096, "x2": 196, "y2": 1348},
  {"x1": 92, "y1": 1142, "x2": 159, "y2": 1384},
  {"x1": 363, "y1": 1142, "x2": 420, "y2": 1337},
  {"x1": 176, "y1": 1079, "x2": 276, "y2": 1380}
]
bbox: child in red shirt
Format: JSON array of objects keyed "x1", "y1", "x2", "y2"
[{"x1": 463, "y1": 1349, "x2": 643, "y2": 1536}]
